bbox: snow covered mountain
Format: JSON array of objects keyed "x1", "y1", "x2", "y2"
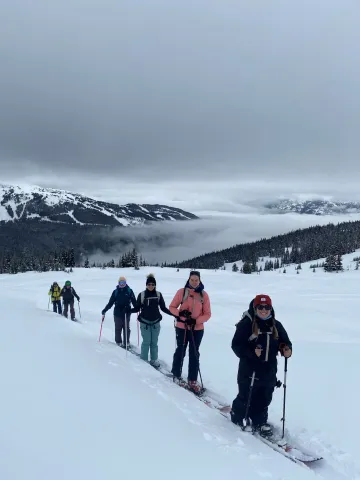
[
  {"x1": 0, "y1": 184, "x2": 197, "y2": 226},
  {"x1": 264, "y1": 198, "x2": 360, "y2": 215}
]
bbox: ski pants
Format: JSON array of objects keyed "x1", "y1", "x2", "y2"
[
  {"x1": 171, "y1": 327, "x2": 204, "y2": 382},
  {"x1": 140, "y1": 321, "x2": 161, "y2": 361},
  {"x1": 114, "y1": 313, "x2": 131, "y2": 345},
  {"x1": 231, "y1": 380, "x2": 274, "y2": 427},
  {"x1": 52, "y1": 300, "x2": 62, "y2": 314},
  {"x1": 63, "y1": 300, "x2": 75, "y2": 319}
]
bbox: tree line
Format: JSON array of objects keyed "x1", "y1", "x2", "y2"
[
  {"x1": 1, "y1": 218, "x2": 360, "y2": 274},
  {"x1": 170, "y1": 219, "x2": 360, "y2": 272}
]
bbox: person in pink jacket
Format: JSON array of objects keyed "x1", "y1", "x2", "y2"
[{"x1": 169, "y1": 270, "x2": 211, "y2": 393}]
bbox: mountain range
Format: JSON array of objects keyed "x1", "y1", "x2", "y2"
[
  {"x1": 0, "y1": 184, "x2": 197, "y2": 226},
  {"x1": 0, "y1": 184, "x2": 197, "y2": 265},
  {"x1": 264, "y1": 198, "x2": 360, "y2": 215}
]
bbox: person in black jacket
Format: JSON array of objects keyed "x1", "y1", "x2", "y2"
[
  {"x1": 131, "y1": 273, "x2": 174, "y2": 367},
  {"x1": 230, "y1": 294, "x2": 292, "y2": 437},
  {"x1": 102, "y1": 276, "x2": 137, "y2": 347},
  {"x1": 61, "y1": 280, "x2": 80, "y2": 321}
]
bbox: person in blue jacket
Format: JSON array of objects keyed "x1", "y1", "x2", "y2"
[{"x1": 101, "y1": 276, "x2": 137, "y2": 347}]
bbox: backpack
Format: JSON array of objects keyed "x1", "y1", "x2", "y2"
[
  {"x1": 140, "y1": 290, "x2": 160, "y2": 306},
  {"x1": 114, "y1": 286, "x2": 132, "y2": 305}
]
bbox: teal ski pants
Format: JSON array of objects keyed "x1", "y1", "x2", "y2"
[{"x1": 140, "y1": 321, "x2": 161, "y2": 361}]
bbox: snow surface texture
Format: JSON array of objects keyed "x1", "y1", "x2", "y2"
[
  {"x1": 0, "y1": 183, "x2": 197, "y2": 225},
  {"x1": 2, "y1": 255, "x2": 360, "y2": 479}
]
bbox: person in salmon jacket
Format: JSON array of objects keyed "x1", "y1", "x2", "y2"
[{"x1": 169, "y1": 270, "x2": 211, "y2": 394}]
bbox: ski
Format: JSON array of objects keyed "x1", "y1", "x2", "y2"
[
  {"x1": 256, "y1": 434, "x2": 322, "y2": 464},
  {"x1": 108, "y1": 340, "x2": 322, "y2": 465},
  {"x1": 216, "y1": 406, "x2": 322, "y2": 465}
]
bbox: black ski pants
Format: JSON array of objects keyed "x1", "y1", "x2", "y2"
[
  {"x1": 52, "y1": 300, "x2": 62, "y2": 314},
  {"x1": 63, "y1": 300, "x2": 75, "y2": 320},
  {"x1": 171, "y1": 327, "x2": 204, "y2": 382},
  {"x1": 114, "y1": 313, "x2": 131, "y2": 345},
  {"x1": 231, "y1": 380, "x2": 274, "y2": 427}
]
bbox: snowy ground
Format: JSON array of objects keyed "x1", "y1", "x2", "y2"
[{"x1": 1, "y1": 255, "x2": 360, "y2": 479}]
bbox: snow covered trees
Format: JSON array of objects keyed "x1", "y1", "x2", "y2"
[{"x1": 324, "y1": 254, "x2": 343, "y2": 272}]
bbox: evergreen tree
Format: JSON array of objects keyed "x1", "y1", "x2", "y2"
[
  {"x1": 232, "y1": 263, "x2": 239, "y2": 272},
  {"x1": 324, "y1": 254, "x2": 337, "y2": 272},
  {"x1": 242, "y1": 262, "x2": 252, "y2": 274},
  {"x1": 335, "y1": 254, "x2": 343, "y2": 272}
]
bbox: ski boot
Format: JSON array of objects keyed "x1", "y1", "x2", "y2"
[{"x1": 254, "y1": 423, "x2": 273, "y2": 438}]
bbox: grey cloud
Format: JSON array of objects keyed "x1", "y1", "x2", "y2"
[
  {"x1": 1, "y1": 0, "x2": 360, "y2": 182},
  {"x1": 87, "y1": 211, "x2": 360, "y2": 264}
]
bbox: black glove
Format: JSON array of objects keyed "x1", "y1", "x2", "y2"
[
  {"x1": 101, "y1": 310, "x2": 106, "y2": 315},
  {"x1": 179, "y1": 309, "x2": 192, "y2": 318},
  {"x1": 185, "y1": 317, "x2": 196, "y2": 327}
]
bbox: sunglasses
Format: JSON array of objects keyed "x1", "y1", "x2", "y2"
[
  {"x1": 147, "y1": 283, "x2": 155, "y2": 287},
  {"x1": 256, "y1": 304, "x2": 271, "y2": 311}
]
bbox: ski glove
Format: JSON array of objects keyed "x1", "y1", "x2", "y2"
[
  {"x1": 279, "y1": 343, "x2": 292, "y2": 357},
  {"x1": 179, "y1": 309, "x2": 192, "y2": 319},
  {"x1": 185, "y1": 318, "x2": 196, "y2": 327}
]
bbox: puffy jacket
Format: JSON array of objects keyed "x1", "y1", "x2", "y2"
[
  {"x1": 48, "y1": 284, "x2": 61, "y2": 301},
  {"x1": 102, "y1": 286, "x2": 137, "y2": 317},
  {"x1": 232, "y1": 300, "x2": 292, "y2": 387},
  {"x1": 61, "y1": 286, "x2": 80, "y2": 303},
  {"x1": 169, "y1": 287, "x2": 211, "y2": 330}
]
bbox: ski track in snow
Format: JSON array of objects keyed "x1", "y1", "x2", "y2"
[{"x1": 2, "y1": 260, "x2": 360, "y2": 478}]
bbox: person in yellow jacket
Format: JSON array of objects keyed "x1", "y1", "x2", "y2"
[{"x1": 48, "y1": 282, "x2": 62, "y2": 314}]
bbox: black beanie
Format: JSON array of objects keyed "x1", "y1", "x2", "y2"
[{"x1": 146, "y1": 274, "x2": 156, "y2": 286}]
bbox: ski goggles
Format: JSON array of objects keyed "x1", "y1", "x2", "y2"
[
  {"x1": 256, "y1": 304, "x2": 271, "y2": 311},
  {"x1": 118, "y1": 280, "x2": 127, "y2": 287}
]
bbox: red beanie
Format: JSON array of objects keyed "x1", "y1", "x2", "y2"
[{"x1": 253, "y1": 294, "x2": 272, "y2": 307}]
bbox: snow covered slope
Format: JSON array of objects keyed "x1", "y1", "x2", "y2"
[
  {"x1": 1, "y1": 265, "x2": 360, "y2": 479},
  {"x1": 0, "y1": 184, "x2": 197, "y2": 226}
]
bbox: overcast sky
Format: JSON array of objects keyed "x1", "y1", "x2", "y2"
[{"x1": 1, "y1": 0, "x2": 360, "y2": 205}]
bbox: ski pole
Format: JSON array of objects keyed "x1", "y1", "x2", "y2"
[
  {"x1": 281, "y1": 357, "x2": 288, "y2": 438},
  {"x1": 189, "y1": 327, "x2": 204, "y2": 390},
  {"x1": 178, "y1": 327, "x2": 187, "y2": 378},
  {"x1": 137, "y1": 315, "x2": 140, "y2": 347},
  {"x1": 98, "y1": 316, "x2": 104, "y2": 342},
  {"x1": 124, "y1": 314, "x2": 128, "y2": 358},
  {"x1": 78, "y1": 301, "x2": 81, "y2": 318},
  {"x1": 243, "y1": 371, "x2": 256, "y2": 429},
  {"x1": 48, "y1": 297, "x2": 50, "y2": 310}
]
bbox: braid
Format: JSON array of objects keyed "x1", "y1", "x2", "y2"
[
  {"x1": 252, "y1": 319, "x2": 259, "y2": 337},
  {"x1": 272, "y1": 318, "x2": 279, "y2": 339}
]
